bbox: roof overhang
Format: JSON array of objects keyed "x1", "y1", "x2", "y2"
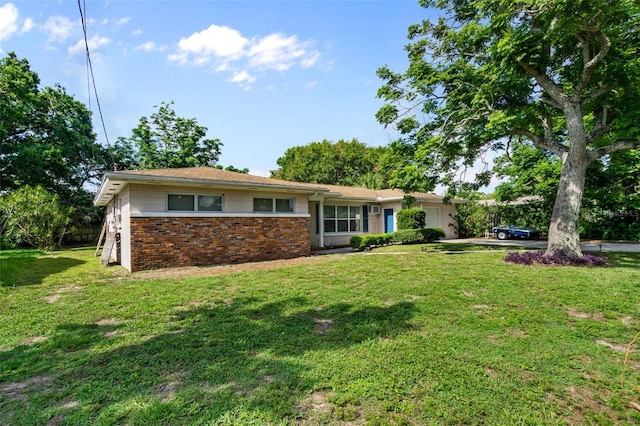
[{"x1": 93, "y1": 172, "x2": 329, "y2": 206}]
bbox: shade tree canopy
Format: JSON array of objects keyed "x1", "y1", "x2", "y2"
[
  {"x1": 0, "y1": 52, "x2": 107, "y2": 208},
  {"x1": 376, "y1": 0, "x2": 640, "y2": 257},
  {"x1": 271, "y1": 138, "x2": 391, "y2": 189},
  {"x1": 113, "y1": 101, "x2": 222, "y2": 170}
]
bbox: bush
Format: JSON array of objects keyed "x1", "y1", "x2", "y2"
[
  {"x1": 392, "y1": 227, "x2": 446, "y2": 245},
  {"x1": 397, "y1": 208, "x2": 426, "y2": 230},
  {"x1": 349, "y1": 233, "x2": 394, "y2": 250},
  {"x1": 0, "y1": 186, "x2": 72, "y2": 250},
  {"x1": 393, "y1": 229, "x2": 426, "y2": 244},
  {"x1": 423, "y1": 227, "x2": 445, "y2": 242}
]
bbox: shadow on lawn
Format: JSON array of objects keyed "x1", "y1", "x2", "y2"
[
  {"x1": 0, "y1": 296, "x2": 417, "y2": 424},
  {"x1": 0, "y1": 256, "x2": 85, "y2": 287}
]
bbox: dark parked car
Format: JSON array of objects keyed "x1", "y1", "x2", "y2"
[{"x1": 492, "y1": 225, "x2": 541, "y2": 240}]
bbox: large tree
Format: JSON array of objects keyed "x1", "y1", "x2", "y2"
[
  {"x1": 376, "y1": 0, "x2": 640, "y2": 257},
  {"x1": 271, "y1": 138, "x2": 390, "y2": 188},
  {"x1": 114, "y1": 101, "x2": 222, "y2": 170},
  {"x1": 0, "y1": 52, "x2": 109, "y2": 225},
  {"x1": 0, "y1": 52, "x2": 107, "y2": 209}
]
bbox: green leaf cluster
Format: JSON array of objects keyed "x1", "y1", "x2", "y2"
[
  {"x1": 377, "y1": 0, "x2": 640, "y2": 254},
  {"x1": 396, "y1": 207, "x2": 427, "y2": 230},
  {"x1": 113, "y1": 101, "x2": 222, "y2": 170},
  {"x1": 0, "y1": 186, "x2": 71, "y2": 250},
  {"x1": 0, "y1": 52, "x2": 108, "y2": 223},
  {"x1": 271, "y1": 139, "x2": 391, "y2": 188}
]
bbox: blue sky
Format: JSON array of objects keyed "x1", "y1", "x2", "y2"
[{"x1": 1, "y1": 0, "x2": 437, "y2": 178}]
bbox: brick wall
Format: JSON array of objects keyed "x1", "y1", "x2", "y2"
[{"x1": 129, "y1": 216, "x2": 310, "y2": 272}]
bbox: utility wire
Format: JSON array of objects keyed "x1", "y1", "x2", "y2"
[{"x1": 77, "y1": 0, "x2": 116, "y2": 169}]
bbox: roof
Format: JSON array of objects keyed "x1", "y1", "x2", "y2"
[{"x1": 93, "y1": 167, "x2": 465, "y2": 206}]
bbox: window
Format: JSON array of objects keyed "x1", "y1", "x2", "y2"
[
  {"x1": 198, "y1": 195, "x2": 223, "y2": 212},
  {"x1": 253, "y1": 197, "x2": 295, "y2": 213},
  {"x1": 167, "y1": 194, "x2": 223, "y2": 212},
  {"x1": 324, "y1": 205, "x2": 360, "y2": 233},
  {"x1": 168, "y1": 194, "x2": 195, "y2": 211}
]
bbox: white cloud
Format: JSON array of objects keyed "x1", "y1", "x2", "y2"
[
  {"x1": 43, "y1": 16, "x2": 76, "y2": 43},
  {"x1": 115, "y1": 17, "x2": 130, "y2": 27},
  {"x1": 21, "y1": 17, "x2": 33, "y2": 33},
  {"x1": 132, "y1": 28, "x2": 142, "y2": 36},
  {"x1": 135, "y1": 41, "x2": 165, "y2": 52},
  {"x1": 169, "y1": 24, "x2": 322, "y2": 88},
  {"x1": 248, "y1": 33, "x2": 307, "y2": 71},
  {"x1": 68, "y1": 35, "x2": 111, "y2": 55},
  {"x1": 170, "y1": 24, "x2": 248, "y2": 66},
  {"x1": 303, "y1": 81, "x2": 318, "y2": 89},
  {"x1": 228, "y1": 70, "x2": 255, "y2": 90},
  {"x1": 0, "y1": 3, "x2": 19, "y2": 41}
]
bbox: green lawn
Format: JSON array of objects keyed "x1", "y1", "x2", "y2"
[{"x1": 1, "y1": 247, "x2": 639, "y2": 425}]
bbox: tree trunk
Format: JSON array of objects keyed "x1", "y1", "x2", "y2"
[{"x1": 546, "y1": 104, "x2": 589, "y2": 258}]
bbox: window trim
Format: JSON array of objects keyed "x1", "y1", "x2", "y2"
[
  {"x1": 323, "y1": 204, "x2": 362, "y2": 234},
  {"x1": 166, "y1": 193, "x2": 224, "y2": 212},
  {"x1": 252, "y1": 197, "x2": 296, "y2": 213}
]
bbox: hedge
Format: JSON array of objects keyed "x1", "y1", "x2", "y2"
[
  {"x1": 350, "y1": 227, "x2": 445, "y2": 250},
  {"x1": 349, "y1": 233, "x2": 394, "y2": 250}
]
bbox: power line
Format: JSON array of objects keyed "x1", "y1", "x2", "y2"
[{"x1": 77, "y1": 0, "x2": 116, "y2": 168}]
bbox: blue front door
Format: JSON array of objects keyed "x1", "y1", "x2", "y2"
[{"x1": 384, "y1": 208, "x2": 394, "y2": 233}]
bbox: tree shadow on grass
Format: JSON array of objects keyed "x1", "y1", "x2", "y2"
[
  {"x1": 0, "y1": 297, "x2": 416, "y2": 424},
  {"x1": 599, "y1": 252, "x2": 640, "y2": 269},
  {"x1": 0, "y1": 256, "x2": 85, "y2": 287}
]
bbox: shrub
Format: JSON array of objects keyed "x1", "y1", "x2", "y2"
[
  {"x1": 397, "y1": 208, "x2": 426, "y2": 230},
  {"x1": 423, "y1": 227, "x2": 445, "y2": 242},
  {"x1": 0, "y1": 186, "x2": 72, "y2": 250},
  {"x1": 504, "y1": 251, "x2": 607, "y2": 266},
  {"x1": 393, "y1": 229, "x2": 426, "y2": 244},
  {"x1": 349, "y1": 233, "x2": 393, "y2": 250},
  {"x1": 349, "y1": 235, "x2": 363, "y2": 249}
]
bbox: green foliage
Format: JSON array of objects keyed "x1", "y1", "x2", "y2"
[
  {"x1": 0, "y1": 186, "x2": 72, "y2": 250},
  {"x1": 452, "y1": 200, "x2": 551, "y2": 238},
  {"x1": 377, "y1": 0, "x2": 640, "y2": 255},
  {"x1": 396, "y1": 208, "x2": 426, "y2": 230},
  {"x1": 494, "y1": 141, "x2": 640, "y2": 240},
  {"x1": 215, "y1": 164, "x2": 249, "y2": 174},
  {"x1": 113, "y1": 101, "x2": 222, "y2": 170},
  {"x1": 271, "y1": 139, "x2": 391, "y2": 187},
  {"x1": 423, "y1": 227, "x2": 445, "y2": 242},
  {"x1": 0, "y1": 52, "x2": 109, "y2": 222},
  {"x1": 349, "y1": 233, "x2": 394, "y2": 250},
  {"x1": 393, "y1": 229, "x2": 426, "y2": 244}
]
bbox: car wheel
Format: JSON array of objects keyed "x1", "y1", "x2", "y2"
[{"x1": 497, "y1": 231, "x2": 508, "y2": 240}]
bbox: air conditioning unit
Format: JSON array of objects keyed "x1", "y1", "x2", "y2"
[{"x1": 368, "y1": 205, "x2": 380, "y2": 214}]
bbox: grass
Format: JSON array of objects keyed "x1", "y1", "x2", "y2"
[{"x1": 1, "y1": 246, "x2": 639, "y2": 425}]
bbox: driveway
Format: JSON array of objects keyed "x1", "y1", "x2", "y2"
[{"x1": 443, "y1": 238, "x2": 640, "y2": 253}]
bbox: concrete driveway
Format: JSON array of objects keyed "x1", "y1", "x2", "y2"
[{"x1": 443, "y1": 238, "x2": 640, "y2": 253}]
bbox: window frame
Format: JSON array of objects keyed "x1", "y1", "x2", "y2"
[
  {"x1": 252, "y1": 197, "x2": 295, "y2": 213},
  {"x1": 323, "y1": 204, "x2": 361, "y2": 234},
  {"x1": 166, "y1": 193, "x2": 224, "y2": 212}
]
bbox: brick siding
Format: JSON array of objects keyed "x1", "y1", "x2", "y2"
[{"x1": 129, "y1": 216, "x2": 310, "y2": 272}]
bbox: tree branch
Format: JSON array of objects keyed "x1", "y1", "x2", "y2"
[
  {"x1": 582, "y1": 82, "x2": 617, "y2": 105},
  {"x1": 588, "y1": 140, "x2": 640, "y2": 162},
  {"x1": 586, "y1": 121, "x2": 612, "y2": 144},
  {"x1": 515, "y1": 58, "x2": 568, "y2": 106},
  {"x1": 574, "y1": 30, "x2": 611, "y2": 99},
  {"x1": 511, "y1": 128, "x2": 567, "y2": 158}
]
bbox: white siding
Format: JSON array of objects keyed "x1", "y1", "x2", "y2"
[
  {"x1": 127, "y1": 184, "x2": 310, "y2": 215},
  {"x1": 119, "y1": 186, "x2": 131, "y2": 271}
]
